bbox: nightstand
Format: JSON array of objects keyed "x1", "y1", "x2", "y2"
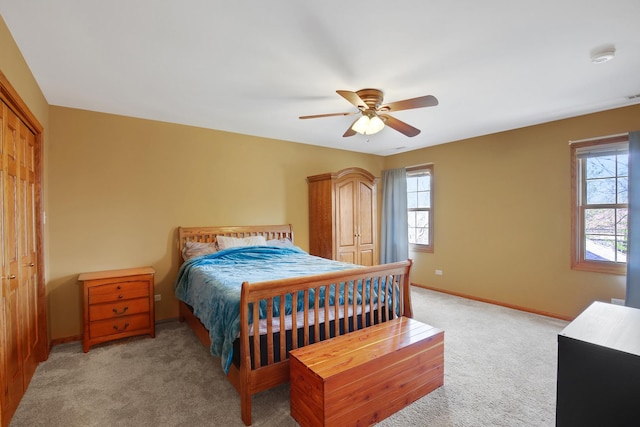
[
  {"x1": 556, "y1": 301, "x2": 640, "y2": 426},
  {"x1": 78, "y1": 266, "x2": 156, "y2": 352}
]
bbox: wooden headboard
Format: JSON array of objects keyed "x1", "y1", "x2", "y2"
[{"x1": 178, "y1": 224, "x2": 294, "y2": 255}]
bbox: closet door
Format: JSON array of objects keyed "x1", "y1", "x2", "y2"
[
  {"x1": 1, "y1": 104, "x2": 23, "y2": 420},
  {"x1": 0, "y1": 73, "x2": 45, "y2": 427},
  {"x1": 19, "y1": 124, "x2": 38, "y2": 382},
  {"x1": 0, "y1": 100, "x2": 5, "y2": 425}
]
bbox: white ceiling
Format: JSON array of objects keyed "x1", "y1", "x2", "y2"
[{"x1": 2, "y1": 1, "x2": 640, "y2": 156}]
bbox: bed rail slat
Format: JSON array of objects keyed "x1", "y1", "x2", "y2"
[
  {"x1": 252, "y1": 301, "x2": 261, "y2": 369},
  {"x1": 266, "y1": 298, "x2": 274, "y2": 365},
  {"x1": 303, "y1": 289, "x2": 310, "y2": 347},
  {"x1": 352, "y1": 280, "x2": 358, "y2": 330},
  {"x1": 313, "y1": 287, "x2": 320, "y2": 343},
  {"x1": 291, "y1": 291, "x2": 298, "y2": 350},
  {"x1": 324, "y1": 285, "x2": 331, "y2": 340},
  {"x1": 395, "y1": 275, "x2": 402, "y2": 319},
  {"x1": 367, "y1": 277, "x2": 374, "y2": 326},
  {"x1": 279, "y1": 295, "x2": 286, "y2": 362}
]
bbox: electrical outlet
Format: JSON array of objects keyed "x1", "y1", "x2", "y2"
[
  {"x1": 154, "y1": 294, "x2": 161, "y2": 302},
  {"x1": 435, "y1": 270, "x2": 443, "y2": 276}
]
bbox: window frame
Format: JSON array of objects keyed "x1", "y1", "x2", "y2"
[
  {"x1": 407, "y1": 164, "x2": 434, "y2": 253},
  {"x1": 570, "y1": 135, "x2": 628, "y2": 275}
]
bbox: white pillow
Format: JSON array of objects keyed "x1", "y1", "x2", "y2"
[
  {"x1": 182, "y1": 241, "x2": 217, "y2": 261},
  {"x1": 266, "y1": 237, "x2": 294, "y2": 247},
  {"x1": 216, "y1": 235, "x2": 267, "y2": 250}
]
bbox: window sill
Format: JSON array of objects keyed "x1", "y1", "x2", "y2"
[
  {"x1": 571, "y1": 261, "x2": 626, "y2": 275},
  {"x1": 410, "y1": 245, "x2": 433, "y2": 254}
]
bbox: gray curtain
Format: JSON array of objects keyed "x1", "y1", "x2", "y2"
[
  {"x1": 626, "y1": 131, "x2": 640, "y2": 308},
  {"x1": 380, "y1": 168, "x2": 409, "y2": 263}
]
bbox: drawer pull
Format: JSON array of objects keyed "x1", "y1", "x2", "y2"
[
  {"x1": 112, "y1": 306, "x2": 129, "y2": 315},
  {"x1": 118, "y1": 294, "x2": 124, "y2": 299},
  {"x1": 113, "y1": 323, "x2": 129, "y2": 332},
  {"x1": 116, "y1": 285, "x2": 122, "y2": 290}
]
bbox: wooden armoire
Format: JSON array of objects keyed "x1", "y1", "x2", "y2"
[
  {"x1": 0, "y1": 72, "x2": 46, "y2": 427},
  {"x1": 307, "y1": 167, "x2": 378, "y2": 266}
]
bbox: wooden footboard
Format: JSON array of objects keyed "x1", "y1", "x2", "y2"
[
  {"x1": 176, "y1": 225, "x2": 413, "y2": 425},
  {"x1": 235, "y1": 260, "x2": 412, "y2": 425}
]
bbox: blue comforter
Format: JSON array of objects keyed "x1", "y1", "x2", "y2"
[{"x1": 174, "y1": 246, "x2": 366, "y2": 373}]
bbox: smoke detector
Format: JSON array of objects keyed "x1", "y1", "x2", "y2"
[{"x1": 590, "y1": 45, "x2": 616, "y2": 64}]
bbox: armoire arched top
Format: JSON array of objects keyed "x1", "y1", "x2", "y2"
[{"x1": 306, "y1": 167, "x2": 379, "y2": 185}]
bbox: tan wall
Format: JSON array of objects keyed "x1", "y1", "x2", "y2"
[
  {"x1": 384, "y1": 104, "x2": 640, "y2": 319},
  {"x1": 47, "y1": 106, "x2": 383, "y2": 339}
]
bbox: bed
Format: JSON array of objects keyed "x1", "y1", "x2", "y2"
[{"x1": 175, "y1": 224, "x2": 413, "y2": 425}]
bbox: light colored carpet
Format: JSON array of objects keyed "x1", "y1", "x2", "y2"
[{"x1": 10, "y1": 287, "x2": 568, "y2": 426}]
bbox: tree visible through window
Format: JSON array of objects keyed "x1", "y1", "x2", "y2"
[
  {"x1": 571, "y1": 136, "x2": 628, "y2": 274},
  {"x1": 407, "y1": 165, "x2": 433, "y2": 252}
]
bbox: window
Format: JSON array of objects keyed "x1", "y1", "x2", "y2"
[
  {"x1": 571, "y1": 136, "x2": 628, "y2": 274},
  {"x1": 407, "y1": 164, "x2": 433, "y2": 252}
]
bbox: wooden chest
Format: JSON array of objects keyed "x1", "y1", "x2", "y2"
[
  {"x1": 289, "y1": 317, "x2": 444, "y2": 427},
  {"x1": 78, "y1": 267, "x2": 155, "y2": 352}
]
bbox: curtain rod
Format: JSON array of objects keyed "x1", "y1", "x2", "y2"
[{"x1": 568, "y1": 132, "x2": 628, "y2": 144}]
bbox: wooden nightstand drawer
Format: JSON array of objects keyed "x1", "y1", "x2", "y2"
[
  {"x1": 89, "y1": 298, "x2": 150, "y2": 321},
  {"x1": 78, "y1": 267, "x2": 155, "y2": 352},
  {"x1": 89, "y1": 313, "x2": 151, "y2": 339},
  {"x1": 88, "y1": 280, "x2": 149, "y2": 297},
  {"x1": 88, "y1": 281, "x2": 150, "y2": 304}
]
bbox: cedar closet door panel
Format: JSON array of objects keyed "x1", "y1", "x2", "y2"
[
  {"x1": 0, "y1": 100, "x2": 5, "y2": 423},
  {"x1": 0, "y1": 73, "x2": 45, "y2": 427},
  {"x1": 0, "y1": 103, "x2": 3, "y2": 426},
  {"x1": 19, "y1": 123, "x2": 38, "y2": 382},
  {"x1": 1, "y1": 104, "x2": 23, "y2": 417},
  {"x1": 1, "y1": 102, "x2": 39, "y2": 425}
]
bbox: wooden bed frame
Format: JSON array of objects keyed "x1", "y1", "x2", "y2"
[{"x1": 176, "y1": 224, "x2": 413, "y2": 425}]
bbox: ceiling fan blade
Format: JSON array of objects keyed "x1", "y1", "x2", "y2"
[
  {"x1": 336, "y1": 90, "x2": 367, "y2": 109},
  {"x1": 299, "y1": 111, "x2": 359, "y2": 119},
  {"x1": 380, "y1": 114, "x2": 421, "y2": 137},
  {"x1": 343, "y1": 117, "x2": 359, "y2": 137},
  {"x1": 382, "y1": 95, "x2": 438, "y2": 112}
]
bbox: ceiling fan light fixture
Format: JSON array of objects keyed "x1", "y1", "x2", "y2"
[
  {"x1": 302, "y1": 88, "x2": 438, "y2": 138},
  {"x1": 352, "y1": 112, "x2": 385, "y2": 135}
]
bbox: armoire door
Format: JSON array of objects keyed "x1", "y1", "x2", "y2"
[
  {"x1": 334, "y1": 174, "x2": 377, "y2": 266},
  {"x1": 335, "y1": 177, "x2": 358, "y2": 264},
  {"x1": 356, "y1": 177, "x2": 376, "y2": 266}
]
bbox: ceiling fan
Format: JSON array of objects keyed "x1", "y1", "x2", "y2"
[{"x1": 299, "y1": 88, "x2": 438, "y2": 138}]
